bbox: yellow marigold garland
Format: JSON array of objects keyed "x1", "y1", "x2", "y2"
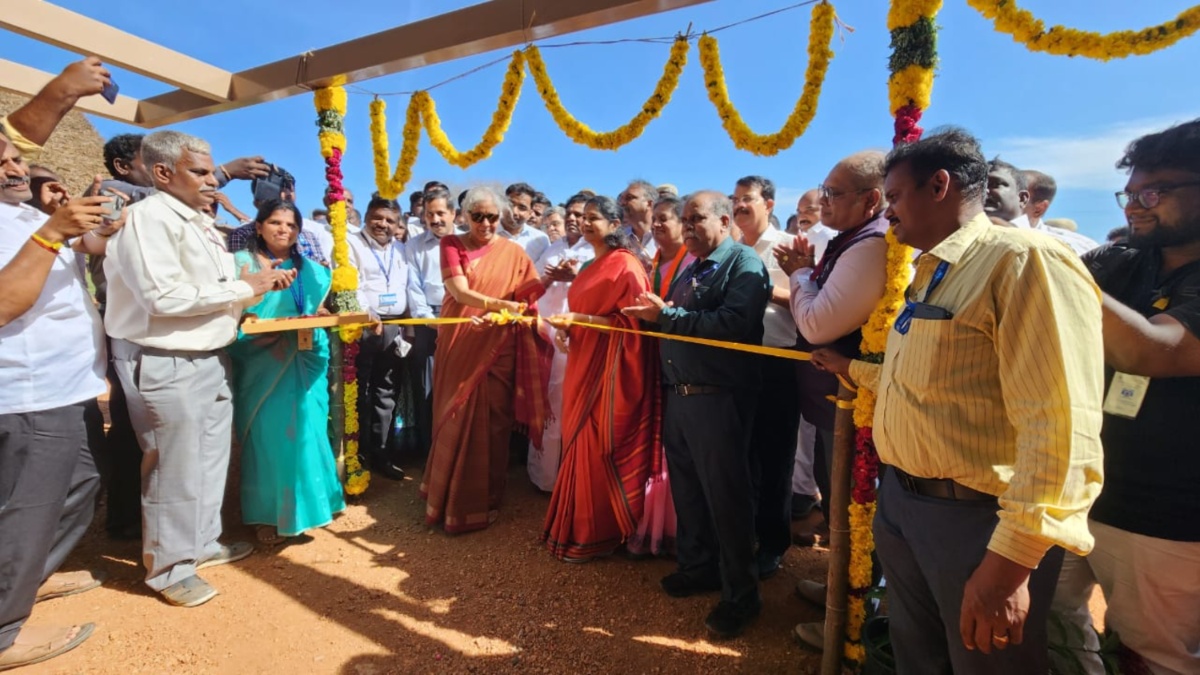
[
  {"x1": 697, "y1": 1, "x2": 835, "y2": 156},
  {"x1": 525, "y1": 37, "x2": 688, "y2": 150},
  {"x1": 419, "y1": 50, "x2": 525, "y2": 169},
  {"x1": 887, "y1": 0, "x2": 943, "y2": 31},
  {"x1": 968, "y1": 1, "x2": 1200, "y2": 60},
  {"x1": 369, "y1": 97, "x2": 423, "y2": 200}
]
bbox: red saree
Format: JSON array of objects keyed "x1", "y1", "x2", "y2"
[
  {"x1": 542, "y1": 249, "x2": 661, "y2": 560},
  {"x1": 420, "y1": 236, "x2": 548, "y2": 534}
]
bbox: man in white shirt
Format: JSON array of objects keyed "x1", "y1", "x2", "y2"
[
  {"x1": 0, "y1": 131, "x2": 114, "y2": 670},
  {"x1": 619, "y1": 179, "x2": 659, "y2": 266},
  {"x1": 793, "y1": 189, "x2": 835, "y2": 263},
  {"x1": 731, "y1": 175, "x2": 803, "y2": 580},
  {"x1": 527, "y1": 192, "x2": 595, "y2": 491},
  {"x1": 104, "y1": 130, "x2": 292, "y2": 608},
  {"x1": 1018, "y1": 169, "x2": 1100, "y2": 255},
  {"x1": 499, "y1": 182, "x2": 550, "y2": 262},
  {"x1": 405, "y1": 187, "x2": 455, "y2": 455},
  {"x1": 349, "y1": 196, "x2": 424, "y2": 481}
]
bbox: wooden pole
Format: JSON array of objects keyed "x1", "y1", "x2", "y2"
[
  {"x1": 821, "y1": 382, "x2": 858, "y2": 675},
  {"x1": 329, "y1": 333, "x2": 346, "y2": 480}
]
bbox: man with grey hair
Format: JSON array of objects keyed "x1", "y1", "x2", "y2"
[
  {"x1": 1016, "y1": 169, "x2": 1099, "y2": 255},
  {"x1": 104, "y1": 130, "x2": 294, "y2": 608},
  {"x1": 624, "y1": 190, "x2": 770, "y2": 639},
  {"x1": 619, "y1": 179, "x2": 659, "y2": 264}
]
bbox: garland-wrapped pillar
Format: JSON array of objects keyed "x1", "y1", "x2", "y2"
[
  {"x1": 314, "y1": 85, "x2": 371, "y2": 496},
  {"x1": 820, "y1": 383, "x2": 859, "y2": 675},
  {"x1": 824, "y1": 2, "x2": 936, "y2": 672}
]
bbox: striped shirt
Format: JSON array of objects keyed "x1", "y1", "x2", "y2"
[{"x1": 849, "y1": 213, "x2": 1105, "y2": 569}]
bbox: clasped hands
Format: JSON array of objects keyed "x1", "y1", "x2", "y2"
[
  {"x1": 542, "y1": 258, "x2": 580, "y2": 283},
  {"x1": 240, "y1": 259, "x2": 297, "y2": 297},
  {"x1": 772, "y1": 232, "x2": 818, "y2": 277}
]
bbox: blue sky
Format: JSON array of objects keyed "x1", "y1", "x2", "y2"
[{"x1": 4, "y1": 0, "x2": 1199, "y2": 241}]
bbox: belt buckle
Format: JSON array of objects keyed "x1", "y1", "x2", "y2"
[
  {"x1": 675, "y1": 384, "x2": 695, "y2": 397},
  {"x1": 896, "y1": 470, "x2": 919, "y2": 494}
]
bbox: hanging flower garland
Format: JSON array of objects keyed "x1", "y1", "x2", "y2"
[
  {"x1": 967, "y1": 1, "x2": 1200, "y2": 61},
  {"x1": 525, "y1": 37, "x2": 688, "y2": 151},
  {"x1": 314, "y1": 85, "x2": 370, "y2": 496},
  {"x1": 697, "y1": 1, "x2": 836, "y2": 156},
  {"x1": 419, "y1": 50, "x2": 526, "y2": 169},
  {"x1": 369, "y1": 95, "x2": 423, "y2": 200},
  {"x1": 887, "y1": 0, "x2": 941, "y2": 144}
]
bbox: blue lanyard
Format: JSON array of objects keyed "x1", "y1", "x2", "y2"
[
  {"x1": 267, "y1": 252, "x2": 305, "y2": 315},
  {"x1": 362, "y1": 233, "x2": 395, "y2": 290},
  {"x1": 894, "y1": 260, "x2": 949, "y2": 335}
]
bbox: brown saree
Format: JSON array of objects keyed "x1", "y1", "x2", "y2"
[{"x1": 420, "y1": 236, "x2": 547, "y2": 533}]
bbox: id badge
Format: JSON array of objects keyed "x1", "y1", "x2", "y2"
[
  {"x1": 1102, "y1": 371, "x2": 1150, "y2": 419},
  {"x1": 297, "y1": 328, "x2": 314, "y2": 352},
  {"x1": 378, "y1": 293, "x2": 398, "y2": 308}
]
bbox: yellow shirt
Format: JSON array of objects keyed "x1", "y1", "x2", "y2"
[
  {"x1": 0, "y1": 116, "x2": 43, "y2": 160},
  {"x1": 849, "y1": 213, "x2": 1104, "y2": 569}
]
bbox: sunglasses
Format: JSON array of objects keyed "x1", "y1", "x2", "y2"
[{"x1": 470, "y1": 212, "x2": 501, "y2": 224}]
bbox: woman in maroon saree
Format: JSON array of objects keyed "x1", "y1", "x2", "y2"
[
  {"x1": 543, "y1": 195, "x2": 661, "y2": 561},
  {"x1": 420, "y1": 186, "x2": 547, "y2": 533}
]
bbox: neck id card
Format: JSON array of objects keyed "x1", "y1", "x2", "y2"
[{"x1": 1102, "y1": 372, "x2": 1150, "y2": 419}]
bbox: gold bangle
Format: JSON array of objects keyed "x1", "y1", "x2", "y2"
[
  {"x1": 30, "y1": 233, "x2": 63, "y2": 254},
  {"x1": 483, "y1": 298, "x2": 491, "y2": 311}
]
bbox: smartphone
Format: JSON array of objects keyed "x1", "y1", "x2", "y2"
[
  {"x1": 99, "y1": 188, "x2": 127, "y2": 221},
  {"x1": 101, "y1": 80, "x2": 119, "y2": 105},
  {"x1": 253, "y1": 167, "x2": 286, "y2": 203}
]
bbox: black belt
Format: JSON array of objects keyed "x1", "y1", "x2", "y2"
[
  {"x1": 668, "y1": 384, "x2": 724, "y2": 397},
  {"x1": 891, "y1": 466, "x2": 996, "y2": 502}
]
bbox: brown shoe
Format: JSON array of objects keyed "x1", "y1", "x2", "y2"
[
  {"x1": 35, "y1": 570, "x2": 106, "y2": 603},
  {"x1": 0, "y1": 623, "x2": 94, "y2": 671}
]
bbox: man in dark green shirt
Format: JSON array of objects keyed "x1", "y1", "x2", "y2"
[{"x1": 624, "y1": 190, "x2": 770, "y2": 639}]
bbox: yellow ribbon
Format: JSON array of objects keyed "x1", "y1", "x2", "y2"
[{"x1": 564, "y1": 320, "x2": 812, "y2": 362}]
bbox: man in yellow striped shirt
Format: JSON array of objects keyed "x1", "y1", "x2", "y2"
[{"x1": 814, "y1": 128, "x2": 1105, "y2": 674}]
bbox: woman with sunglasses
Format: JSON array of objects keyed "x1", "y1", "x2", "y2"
[
  {"x1": 420, "y1": 186, "x2": 548, "y2": 533},
  {"x1": 228, "y1": 199, "x2": 345, "y2": 545}
]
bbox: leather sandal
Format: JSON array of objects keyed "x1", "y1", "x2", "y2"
[
  {"x1": 36, "y1": 570, "x2": 106, "y2": 603},
  {"x1": 0, "y1": 623, "x2": 94, "y2": 671}
]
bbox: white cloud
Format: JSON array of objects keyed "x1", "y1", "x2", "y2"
[{"x1": 991, "y1": 115, "x2": 1196, "y2": 191}]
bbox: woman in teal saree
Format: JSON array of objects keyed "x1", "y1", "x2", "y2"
[{"x1": 229, "y1": 199, "x2": 345, "y2": 544}]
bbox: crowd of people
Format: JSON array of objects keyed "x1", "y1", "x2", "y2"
[{"x1": 1, "y1": 56, "x2": 1197, "y2": 675}]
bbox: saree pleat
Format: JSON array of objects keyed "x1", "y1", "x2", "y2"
[{"x1": 543, "y1": 249, "x2": 661, "y2": 559}]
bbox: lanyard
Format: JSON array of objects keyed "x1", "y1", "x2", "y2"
[
  {"x1": 918, "y1": 260, "x2": 950, "y2": 302},
  {"x1": 894, "y1": 260, "x2": 949, "y2": 335},
  {"x1": 362, "y1": 233, "x2": 396, "y2": 290},
  {"x1": 652, "y1": 246, "x2": 688, "y2": 298},
  {"x1": 266, "y1": 252, "x2": 305, "y2": 315}
]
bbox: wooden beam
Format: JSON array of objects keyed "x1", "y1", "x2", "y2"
[
  {"x1": 0, "y1": 58, "x2": 144, "y2": 125},
  {"x1": 134, "y1": 0, "x2": 712, "y2": 127},
  {"x1": 0, "y1": 0, "x2": 233, "y2": 102}
]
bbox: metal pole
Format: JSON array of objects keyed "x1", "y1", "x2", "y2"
[{"x1": 821, "y1": 382, "x2": 858, "y2": 675}]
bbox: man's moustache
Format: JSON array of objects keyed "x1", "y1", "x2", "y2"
[{"x1": 2, "y1": 178, "x2": 29, "y2": 188}]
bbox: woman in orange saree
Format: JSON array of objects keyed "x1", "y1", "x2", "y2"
[
  {"x1": 420, "y1": 186, "x2": 548, "y2": 534},
  {"x1": 543, "y1": 195, "x2": 660, "y2": 562}
]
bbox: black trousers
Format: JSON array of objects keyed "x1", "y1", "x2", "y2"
[
  {"x1": 748, "y1": 357, "x2": 802, "y2": 557},
  {"x1": 357, "y1": 322, "x2": 407, "y2": 468},
  {"x1": 409, "y1": 325, "x2": 437, "y2": 456},
  {"x1": 663, "y1": 388, "x2": 759, "y2": 606},
  {"x1": 874, "y1": 468, "x2": 1064, "y2": 674},
  {"x1": 813, "y1": 426, "x2": 835, "y2": 523},
  {"x1": 102, "y1": 339, "x2": 142, "y2": 535},
  {"x1": 0, "y1": 403, "x2": 100, "y2": 651}
]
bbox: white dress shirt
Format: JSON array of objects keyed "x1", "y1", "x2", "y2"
[
  {"x1": 406, "y1": 216, "x2": 425, "y2": 239},
  {"x1": 305, "y1": 217, "x2": 334, "y2": 262},
  {"x1": 799, "y1": 223, "x2": 835, "y2": 265},
  {"x1": 405, "y1": 229, "x2": 445, "y2": 318},
  {"x1": 1011, "y1": 214, "x2": 1099, "y2": 256},
  {"x1": 105, "y1": 191, "x2": 255, "y2": 352},
  {"x1": 499, "y1": 223, "x2": 550, "y2": 263},
  {"x1": 348, "y1": 232, "x2": 420, "y2": 318},
  {"x1": 749, "y1": 226, "x2": 800, "y2": 348},
  {"x1": 534, "y1": 236, "x2": 596, "y2": 339},
  {"x1": 789, "y1": 236, "x2": 892, "y2": 345},
  {"x1": 0, "y1": 203, "x2": 107, "y2": 414}
]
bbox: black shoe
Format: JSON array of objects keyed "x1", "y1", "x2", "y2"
[
  {"x1": 374, "y1": 462, "x2": 405, "y2": 481},
  {"x1": 756, "y1": 551, "x2": 783, "y2": 580},
  {"x1": 660, "y1": 572, "x2": 722, "y2": 598},
  {"x1": 705, "y1": 598, "x2": 762, "y2": 639},
  {"x1": 791, "y1": 493, "x2": 819, "y2": 520}
]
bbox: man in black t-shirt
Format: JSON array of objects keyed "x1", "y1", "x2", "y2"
[{"x1": 1051, "y1": 119, "x2": 1200, "y2": 675}]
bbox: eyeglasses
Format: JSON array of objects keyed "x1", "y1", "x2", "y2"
[
  {"x1": 734, "y1": 195, "x2": 762, "y2": 206},
  {"x1": 469, "y1": 212, "x2": 500, "y2": 224},
  {"x1": 818, "y1": 184, "x2": 869, "y2": 201},
  {"x1": 1115, "y1": 181, "x2": 1200, "y2": 210}
]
